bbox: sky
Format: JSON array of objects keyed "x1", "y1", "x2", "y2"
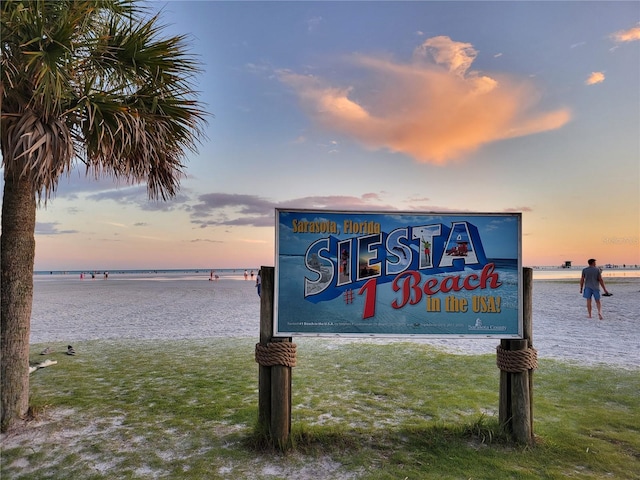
[{"x1": 6, "y1": 1, "x2": 640, "y2": 271}]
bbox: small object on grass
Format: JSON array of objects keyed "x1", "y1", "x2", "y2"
[
  {"x1": 29, "y1": 359, "x2": 58, "y2": 374},
  {"x1": 40, "y1": 346, "x2": 53, "y2": 355},
  {"x1": 38, "y1": 359, "x2": 57, "y2": 368},
  {"x1": 67, "y1": 345, "x2": 76, "y2": 356}
]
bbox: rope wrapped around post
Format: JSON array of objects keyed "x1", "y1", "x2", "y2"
[
  {"x1": 496, "y1": 345, "x2": 538, "y2": 373},
  {"x1": 255, "y1": 342, "x2": 297, "y2": 368}
]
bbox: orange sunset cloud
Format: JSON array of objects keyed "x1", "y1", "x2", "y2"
[
  {"x1": 611, "y1": 25, "x2": 640, "y2": 43},
  {"x1": 279, "y1": 36, "x2": 571, "y2": 164},
  {"x1": 585, "y1": 72, "x2": 606, "y2": 85}
]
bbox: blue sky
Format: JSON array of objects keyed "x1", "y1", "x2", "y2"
[{"x1": 11, "y1": 1, "x2": 639, "y2": 270}]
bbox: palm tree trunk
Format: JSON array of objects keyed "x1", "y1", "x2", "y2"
[{"x1": 1, "y1": 171, "x2": 36, "y2": 432}]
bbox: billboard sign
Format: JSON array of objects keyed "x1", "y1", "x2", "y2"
[{"x1": 275, "y1": 209, "x2": 522, "y2": 338}]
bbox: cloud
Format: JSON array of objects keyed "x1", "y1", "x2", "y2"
[
  {"x1": 104, "y1": 221, "x2": 127, "y2": 228},
  {"x1": 307, "y1": 16, "x2": 323, "y2": 33},
  {"x1": 86, "y1": 185, "x2": 192, "y2": 212},
  {"x1": 240, "y1": 238, "x2": 269, "y2": 244},
  {"x1": 190, "y1": 238, "x2": 223, "y2": 243},
  {"x1": 503, "y1": 206, "x2": 533, "y2": 213},
  {"x1": 585, "y1": 72, "x2": 605, "y2": 85},
  {"x1": 278, "y1": 36, "x2": 571, "y2": 164},
  {"x1": 21, "y1": 167, "x2": 123, "y2": 200},
  {"x1": 189, "y1": 192, "x2": 530, "y2": 228},
  {"x1": 35, "y1": 222, "x2": 78, "y2": 235},
  {"x1": 190, "y1": 192, "x2": 398, "y2": 228},
  {"x1": 611, "y1": 25, "x2": 640, "y2": 43}
]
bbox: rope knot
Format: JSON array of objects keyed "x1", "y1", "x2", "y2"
[
  {"x1": 496, "y1": 345, "x2": 538, "y2": 372},
  {"x1": 255, "y1": 341, "x2": 297, "y2": 367}
]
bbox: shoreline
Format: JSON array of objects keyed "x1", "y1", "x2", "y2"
[{"x1": 33, "y1": 266, "x2": 640, "y2": 277}]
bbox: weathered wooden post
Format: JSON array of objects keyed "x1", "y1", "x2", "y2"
[
  {"x1": 256, "y1": 266, "x2": 296, "y2": 450},
  {"x1": 497, "y1": 267, "x2": 536, "y2": 445},
  {"x1": 523, "y1": 267, "x2": 534, "y2": 436},
  {"x1": 498, "y1": 338, "x2": 512, "y2": 429},
  {"x1": 270, "y1": 337, "x2": 293, "y2": 449},
  {"x1": 257, "y1": 267, "x2": 274, "y2": 434},
  {"x1": 509, "y1": 338, "x2": 532, "y2": 443}
]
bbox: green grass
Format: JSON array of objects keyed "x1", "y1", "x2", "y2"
[{"x1": 1, "y1": 339, "x2": 638, "y2": 479}]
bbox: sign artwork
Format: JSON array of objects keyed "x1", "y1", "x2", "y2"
[{"x1": 275, "y1": 210, "x2": 522, "y2": 338}]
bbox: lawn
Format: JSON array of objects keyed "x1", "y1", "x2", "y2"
[{"x1": 1, "y1": 338, "x2": 638, "y2": 479}]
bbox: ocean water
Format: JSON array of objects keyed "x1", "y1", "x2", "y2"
[{"x1": 29, "y1": 270, "x2": 640, "y2": 369}]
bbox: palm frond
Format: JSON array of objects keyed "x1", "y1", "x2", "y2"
[
  {"x1": 1, "y1": 0, "x2": 208, "y2": 202},
  {"x1": 2, "y1": 110, "x2": 74, "y2": 199}
]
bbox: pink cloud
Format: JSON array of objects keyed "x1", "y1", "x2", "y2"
[
  {"x1": 611, "y1": 25, "x2": 640, "y2": 43},
  {"x1": 585, "y1": 72, "x2": 605, "y2": 85},
  {"x1": 279, "y1": 36, "x2": 571, "y2": 164}
]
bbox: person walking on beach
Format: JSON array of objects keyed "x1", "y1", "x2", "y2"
[{"x1": 580, "y1": 259, "x2": 610, "y2": 320}]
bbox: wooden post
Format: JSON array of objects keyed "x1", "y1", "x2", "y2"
[
  {"x1": 270, "y1": 337, "x2": 292, "y2": 449},
  {"x1": 498, "y1": 267, "x2": 535, "y2": 445},
  {"x1": 257, "y1": 266, "x2": 293, "y2": 449},
  {"x1": 498, "y1": 339, "x2": 512, "y2": 430},
  {"x1": 257, "y1": 267, "x2": 274, "y2": 434},
  {"x1": 523, "y1": 267, "x2": 534, "y2": 437},
  {"x1": 510, "y1": 339, "x2": 532, "y2": 444}
]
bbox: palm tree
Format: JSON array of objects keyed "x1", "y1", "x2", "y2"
[{"x1": 1, "y1": 0, "x2": 207, "y2": 432}]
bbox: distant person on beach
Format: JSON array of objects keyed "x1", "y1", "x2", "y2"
[
  {"x1": 580, "y1": 259, "x2": 610, "y2": 320},
  {"x1": 256, "y1": 270, "x2": 261, "y2": 297},
  {"x1": 244, "y1": 270, "x2": 248, "y2": 280}
]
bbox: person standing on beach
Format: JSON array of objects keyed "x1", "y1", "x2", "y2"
[
  {"x1": 580, "y1": 259, "x2": 609, "y2": 319},
  {"x1": 256, "y1": 270, "x2": 261, "y2": 297}
]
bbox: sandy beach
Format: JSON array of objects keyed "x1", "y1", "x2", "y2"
[
  {"x1": 5, "y1": 269, "x2": 638, "y2": 480},
  {"x1": 29, "y1": 270, "x2": 640, "y2": 370}
]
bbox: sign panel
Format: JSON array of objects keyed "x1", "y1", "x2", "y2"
[{"x1": 275, "y1": 209, "x2": 522, "y2": 338}]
